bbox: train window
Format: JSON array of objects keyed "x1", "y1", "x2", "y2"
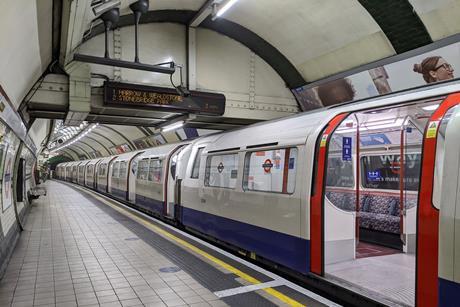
[
  {"x1": 137, "y1": 159, "x2": 149, "y2": 180},
  {"x1": 87, "y1": 165, "x2": 93, "y2": 176},
  {"x1": 326, "y1": 157, "x2": 354, "y2": 188},
  {"x1": 205, "y1": 153, "x2": 239, "y2": 189},
  {"x1": 361, "y1": 154, "x2": 421, "y2": 191},
  {"x1": 112, "y1": 162, "x2": 119, "y2": 178},
  {"x1": 99, "y1": 163, "x2": 106, "y2": 176},
  {"x1": 243, "y1": 148, "x2": 297, "y2": 193},
  {"x1": 148, "y1": 159, "x2": 162, "y2": 183},
  {"x1": 119, "y1": 161, "x2": 127, "y2": 178},
  {"x1": 191, "y1": 148, "x2": 204, "y2": 179}
]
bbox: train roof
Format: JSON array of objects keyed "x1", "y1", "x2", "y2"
[
  {"x1": 137, "y1": 142, "x2": 189, "y2": 160},
  {"x1": 205, "y1": 81, "x2": 460, "y2": 152}
]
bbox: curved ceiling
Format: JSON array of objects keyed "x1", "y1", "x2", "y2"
[{"x1": 77, "y1": 0, "x2": 460, "y2": 84}]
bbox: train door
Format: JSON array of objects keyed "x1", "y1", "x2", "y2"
[
  {"x1": 164, "y1": 145, "x2": 184, "y2": 219},
  {"x1": 128, "y1": 154, "x2": 142, "y2": 203},
  {"x1": 311, "y1": 96, "x2": 458, "y2": 306}
]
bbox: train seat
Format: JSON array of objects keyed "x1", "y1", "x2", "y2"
[{"x1": 359, "y1": 195, "x2": 400, "y2": 234}]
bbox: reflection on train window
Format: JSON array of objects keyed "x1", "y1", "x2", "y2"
[
  {"x1": 112, "y1": 162, "x2": 119, "y2": 178},
  {"x1": 148, "y1": 159, "x2": 162, "y2": 183},
  {"x1": 243, "y1": 148, "x2": 297, "y2": 194},
  {"x1": 119, "y1": 161, "x2": 127, "y2": 178},
  {"x1": 361, "y1": 154, "x2": 421, "y2": 191},
  {"x1": 205, "y1": 153, "x2": 239, "y2": 189},
  {"x1": 326, "y1": 157, "x2": 354, "y2": 188},
  {"x1": 137, "y1": 159, "x2": 149, "y2": 180},
  {"x1": 191, "y1": 148, "x2": 204, "y2": 179}
]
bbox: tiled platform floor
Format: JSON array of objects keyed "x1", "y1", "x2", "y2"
[{"x1": 0, "y1": 181, "x2": 309, "y2": 307}]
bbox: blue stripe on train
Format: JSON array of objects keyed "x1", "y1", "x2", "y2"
[
  {"x1": 97, "y1": 184, "x2": 107, "y2": 193},
  {"x1": 439, "y1": 277, "x2": 460, "y2": 307},
  {"x1": 135, "y1": 194, "x2": 164, "y2": 215},
  {"x1": 111, "y1": 187, "x2": 127, "y2": 200},
  {"x1": 181, "y1": 206, "x2": 309, "y2": 273}
]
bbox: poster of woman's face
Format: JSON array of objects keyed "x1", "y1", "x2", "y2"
[{"x1": 292, "y1": 42, "x2": 459, "y2": 111}]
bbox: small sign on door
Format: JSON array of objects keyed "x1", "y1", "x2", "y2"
[{"x1": 342, "y1": 137, "x2": 352, "y2": 161}]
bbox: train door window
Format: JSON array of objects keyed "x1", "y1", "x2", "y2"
[
  {"x1": 205, "y1": 153, "x2": 239, "y2": 189},
  {"x1": 148, "y1": 159, "x2": 162, "y2": 183},
  {"x1": 432, "y1": 105, "x2": 459, "y2": 209},
  {"x1": 137, "y1": 159, "x2": 149, "y2": 180},
  {"x1": 243, "y1": 148, "x2": 297, "y2": 193},
  {"x1": 191, "y1": 148, "x2": 204, "y2": 179},
  {"x1": 119, "y1": 161, "x2": 127, "y2": 178},
  {"x1": 112, "y1": 162, "x2": 119, "y2": 178}
]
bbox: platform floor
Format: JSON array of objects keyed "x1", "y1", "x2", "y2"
[{"x1": 0, "y1": 181, "x2": 335, "y2": 307}]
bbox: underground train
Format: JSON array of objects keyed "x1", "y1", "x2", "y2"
[{"x1": 56, "y1": 82, "x2": 460, "y2": 307}]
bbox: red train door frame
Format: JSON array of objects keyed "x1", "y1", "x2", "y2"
[
  {"x1": 310, "y1": 112, "x2": 349, "y2": 275},
  {"x1": 416, "y1": 93, "x2": 460, "y2": 307}
]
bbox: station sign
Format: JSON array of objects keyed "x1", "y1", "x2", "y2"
[{"x1": 104, "y1": 81, "x2": 226, "y2": 115}]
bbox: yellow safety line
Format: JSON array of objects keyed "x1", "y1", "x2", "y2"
[{"x1": 75, "y1": 185, "x2": 306, "y2": 307}]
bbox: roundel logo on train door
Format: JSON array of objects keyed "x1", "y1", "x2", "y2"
[
  {"x1": 262, "y1": 159, "x2": 273, "y2": 173},
  {"x1": 217, "y1": 162, "x2": 224, "y2": 173}
]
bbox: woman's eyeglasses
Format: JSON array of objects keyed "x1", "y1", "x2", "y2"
[{"x1": 435, "y1": 63, "x2": 454, "y2": 71}]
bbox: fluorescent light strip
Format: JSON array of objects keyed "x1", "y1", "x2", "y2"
[
  {"x1": 162, "y1": 121, "x2": 184, "y2": 132},
  {"x1": 216, "y1": 0, "x2": 239, "y2": 17},
  {"x1": 422, "y1": 104, "x2": 440, "y2": 111}
]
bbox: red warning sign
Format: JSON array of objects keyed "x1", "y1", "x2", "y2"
[{"x1": 262, "y1": 159, "x2": 273, "y2": 173}]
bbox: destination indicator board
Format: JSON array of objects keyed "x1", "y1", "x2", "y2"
[{"x1": 104, "y1": 81, "x2": 225, "y2": 115}]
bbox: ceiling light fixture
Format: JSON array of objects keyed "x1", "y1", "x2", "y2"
[
  {"x1": 422, "y1": 104, "x2": 440, "y2": 111},
  {"x1": 92, "y1": 0, "x2": 121, "y2": 17},
  {"x1": 162, "y1": 121, "x2": 184, "y2": 132},
  {"x1": 212, "y1": 0, "x2": 240, "y2": 20}
]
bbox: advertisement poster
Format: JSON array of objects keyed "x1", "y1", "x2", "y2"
[
  {"x1": 2, "y1": 130, "x2": 18, "y2": 211},
  {"x1": 293, "y1": 42, "x2": 460, "y2": 111}
]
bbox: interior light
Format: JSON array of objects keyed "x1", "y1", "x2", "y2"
[
  {"x1": 216, "y1": 0, "x2": 239, "y2": 18},
  {"x1": 336, "y1": 118, "x2": 405, "y2": 134},
  {"x1": 162, "y1": 121, "x2": 184, "y2": 132},
  {"x1": 92, "y1": 0, "x2": 121, "y2": 17},
  {"x1": 422, "y1": 104, "x2": 440, "y2": 111}
]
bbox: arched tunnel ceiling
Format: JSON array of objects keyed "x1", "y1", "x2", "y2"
[
  {"x1": 46, "y1": 120, "x2": 219, "y2": 159},
  {"x1": 75, "y1": 0, "x2": 460, "y2": 84}
]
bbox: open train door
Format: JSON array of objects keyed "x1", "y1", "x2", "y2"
[
  {"x1": 416, "y1": 93, "x2": 460, "y2": 307},
  {"x1": 164, "y1": 145, "x2": 185, "y2": 219},
  {"x1": 310, "y1": 113, "x2": 350, "y2": 275}
]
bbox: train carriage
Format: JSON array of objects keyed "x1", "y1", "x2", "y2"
[
  {"x1": 77, "y1": 160, "x2": 90, "y2": 186},
  {"x1": 56, "y1": 81, "x2": 460, "y2": 307},
  {"x1": 133, "y1": 143, "x2": 187, "y2": 217},
  {"x1": 108, "y1": 151, "x2": 144, "y2": 201},
  {"x1": 85, "y1": 158, "x2": 102, "y2": 189}
]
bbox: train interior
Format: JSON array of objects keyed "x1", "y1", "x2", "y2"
[{"x1": 323, "y1": 98, "x2": 450, "y2": 306}]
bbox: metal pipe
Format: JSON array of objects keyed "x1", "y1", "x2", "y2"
[
  {"x1": 134, "y1": 11, "x2": 141, "y2": 63},
  {"x1": 104, "y1": 21, "x2": 111, "y2": 58}
]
